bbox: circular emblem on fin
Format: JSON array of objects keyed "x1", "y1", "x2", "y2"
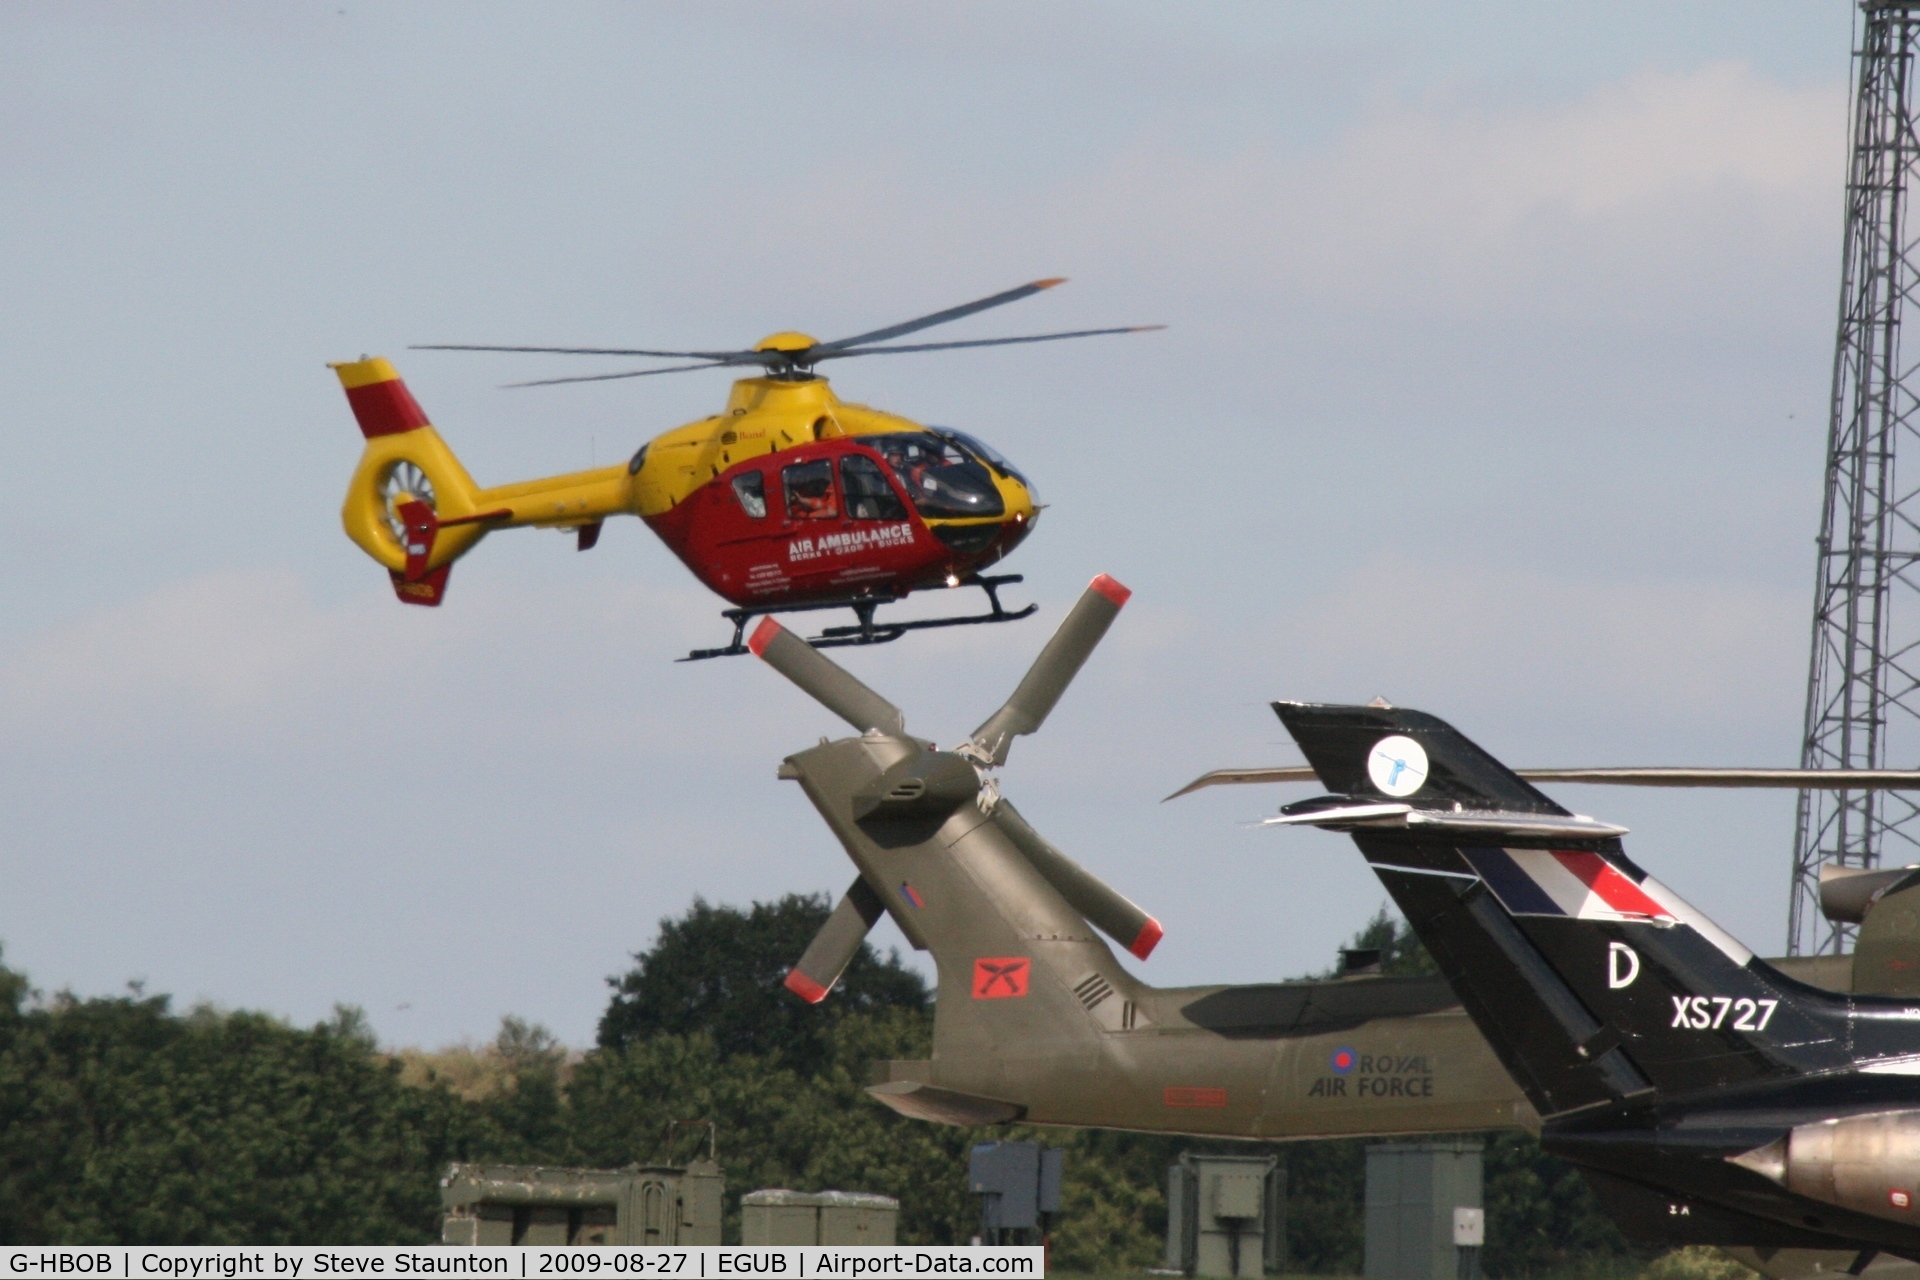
[
  {"x1": 1330, "y1": 1047, "x2": 1356, "y2": 1074},
  {"x1": 1368, "y1": 735, "x2": 1429, "y2": 798}
]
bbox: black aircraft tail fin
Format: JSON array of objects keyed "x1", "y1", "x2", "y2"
[
  {"x1": 1273, "y1": 701, "x2": 1569, "y2": 815},
  {"x1": 1271, "y1": 702, "x2": 1853, "y2": 1119}
]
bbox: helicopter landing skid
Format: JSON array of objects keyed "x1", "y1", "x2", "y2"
[{"x1": 679, "y1": 574, "x2": 1037, "y2": 661}]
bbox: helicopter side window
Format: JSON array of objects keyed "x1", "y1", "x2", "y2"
[
  {"x1": 866, "y1": 433, "x2": 1006, "y2": 520},
  {"x1": 782, "y1": 458, "x2": 839, "y2": 521},
  {"x1": 731, "y1": 470, "x2": 767, "y2": 519},
  {"x1": 839, "y1": 454, "x2": 907, "y2": 521}
]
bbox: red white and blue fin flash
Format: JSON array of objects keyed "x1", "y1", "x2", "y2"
[{"x1": 1460, "y1": 847, "x2": 1752, "y2": 964}]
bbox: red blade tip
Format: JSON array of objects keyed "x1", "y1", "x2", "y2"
[
  {"x1": 747, "y1": 616, "x2": 783, "y2": 657},
  {"x1": 783, "y1": 968, "x2": 829, "y2": 1004},
  {"x1": 1089, "y1": 574, "x2": 1131, "y2": 606},
  {"x1": 1129, "y1": 918, "x2": 1164, "y2": 960}
]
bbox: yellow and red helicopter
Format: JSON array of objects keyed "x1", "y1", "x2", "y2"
[{"x1": 332, "y1": 280, "x2": 1158, "y2": 658}]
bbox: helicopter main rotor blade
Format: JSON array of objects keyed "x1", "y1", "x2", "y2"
[
  {"x1": 502, "y1": 361, "x2": 744, "y2": 388},
  {"x1": 411, "y1": 343, "x2": 753, "y2": 360},
  {"x1": 1516, "y1": 767, "x2": 1920, "y2": 788},
  {"x1": 409, "y1": 279, "x2": 1151, "y2": 383},
  {"x1": 812, "y1": 278, "x2": 1068, "y2": 354},
  {"x1": 749, "y1": 617, "x2": 906, "y2": 737},
  {"x1": 1163, "y1": 766, "x2": 1320, "y2": 799},
  {"x1": 968, "y1": 575, "x2": 1130, "y2": 768},
  {"x1": 812, "y1": 326, "x2": 1166, "y2": 363},
  {"x1": 1162, "y1": 764, "x2": 1920, "y2": 802}
]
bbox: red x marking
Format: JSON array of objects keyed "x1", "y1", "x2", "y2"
[{"x1": 972, "y1": 957, "x2": 1030, "y2": 999}]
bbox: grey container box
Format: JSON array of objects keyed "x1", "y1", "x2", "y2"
[
  {"x1": 741, "y1": 1190, "x2": 899, "y2": 1246},
  {"x1": 441, "y1": 1160, "x2": 724, "y2": 1246},
  {"x1": 1363, "y1": 1141, "x2": 1484, "y2": 1280},
  {"x1": 1166, "y1": 1153, "x2": 1284, "y2": 1277}
]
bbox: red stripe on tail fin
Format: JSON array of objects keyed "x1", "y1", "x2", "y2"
[{"x1": 344, "y1": 378, "x2": 430, "y2": 439}]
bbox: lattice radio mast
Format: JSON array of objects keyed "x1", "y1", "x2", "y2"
[{"x1": 1789, "y1": 0, "x2": 1920, "y2": 954}]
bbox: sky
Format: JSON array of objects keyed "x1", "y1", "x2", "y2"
[{"x1": 0, "y1": 2, "x2": 1869, "y2": 1048}]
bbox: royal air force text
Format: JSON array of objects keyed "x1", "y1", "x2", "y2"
[{"x1": 1308, "y1": 1054, "x2": 1435, "y2": 1099}]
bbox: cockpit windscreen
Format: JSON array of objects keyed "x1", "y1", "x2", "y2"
[
  {"x1": 932, "y1": 427, "x2": 1036, "y2": 504},
  {"x1": 862, "y1": 433, "x2": 1006, "y2": 520}
]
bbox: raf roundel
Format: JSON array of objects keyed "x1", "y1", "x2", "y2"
[
  {"x1": 1330, "y1": 1047, "x2": 1357, "y2": 1075},
  {"x1": 1368, "y1": 735, "x2": 1430, "y2": 798}
]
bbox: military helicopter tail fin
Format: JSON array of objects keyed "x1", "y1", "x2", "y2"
[{"x1": 1270, "y1": 702, "x2": 1858, "y2": 1120}]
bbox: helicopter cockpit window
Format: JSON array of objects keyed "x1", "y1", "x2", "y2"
[
  {"x1": 839, "y1": 454, "x2": 907, "y2": 521},
  {"x1": 782, "y1": 459, "x2": 839, "y2": 521},
  {"x1": 731, "y1": 470, "x2": 767, "y2": 519},
  {"x1": 864, "y1": 433, "x2": 1006, "y2": 520},
  {"x1": 933, "y1": 427, "x2": 1038, "y2": 506}
]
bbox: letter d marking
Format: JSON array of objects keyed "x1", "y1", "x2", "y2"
[{"x1": 1608, "y1": 941, "x2": 1640, "y2": 989}]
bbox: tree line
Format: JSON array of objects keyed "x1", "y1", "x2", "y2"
[{"x1": 0, "y1": 898, "x2": 1645, "y2": 1274}]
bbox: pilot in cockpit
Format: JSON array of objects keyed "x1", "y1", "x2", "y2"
[{"x1": 786, "y1": 468, "x2": 839, "y2": 521}]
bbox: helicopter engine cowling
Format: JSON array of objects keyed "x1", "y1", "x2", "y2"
[
  {"x1": 1731, "y1": 1110, "x2": 1920, "y2": 1225},
  {"x1": 852, "y1": 752, "x2": 982, "y2": 824}
]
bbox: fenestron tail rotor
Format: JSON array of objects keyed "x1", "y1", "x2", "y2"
[{"x1": 409, "y1": 279, "x2": 1162, "y2": 385}]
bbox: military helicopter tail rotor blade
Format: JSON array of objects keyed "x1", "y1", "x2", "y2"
[
  {"x1": 811, "y1": 326, "x2": 1166, "y2": 364},
  {"x1": 996, "y1": 801, "x2": 1164, "y2": 959},
  {"x1": 749, "y1": 617, "x2": 906, "y2": 737},
  {"x1": 783, "y1": 878, "x2": 887, "y2": 1004},
  {"x1": 811, "y1": 278, "x2": 1068, "y2": 354},
  {"x1": 968, "y1": 574, "x2": 1130, "y2": 768}
]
